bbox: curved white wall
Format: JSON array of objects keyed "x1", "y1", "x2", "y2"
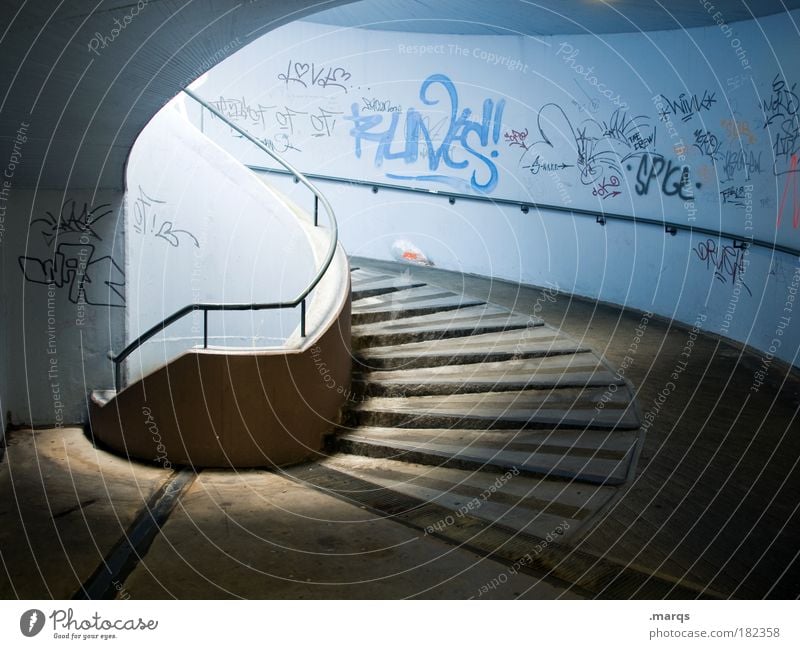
[
  {"x1": 124, "y1": 99, "x2": 317, "y2": 382},
  {"x1": 187, "y1": 16, "x2": 800, "y2": 368}
]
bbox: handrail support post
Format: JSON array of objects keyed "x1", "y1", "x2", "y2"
[
  {"x1": 301, "y1": 299, "x2": 306, "y2": 338},
  {"x1": 203, "y1": 309, "x2": 208, "y2": 348}
]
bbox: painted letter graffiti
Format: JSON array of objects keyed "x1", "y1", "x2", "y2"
[
  {"x1": 693, "y1": 129, "x2": 721, "y2": 160},
  {"x1": 30, "y1": 200, "x2": 113, "y2": 247},
  {"x1": 762, "y1": 74, "x2": 800, "y2": 176},
  {"x1": 278, "y1": 60, "x2": 352, "y2": 93},
  {"x1": 518, "y1": 106, "x2": 656, "y2": 197},
  {"x1": 19, "y1": 199, "x2": 125, "y2": 307},
  {"x1": 777, "y1": 154, "x2": 799, "y2": 230},
  {"x1": 345, "y1": 74, "x2": 506, "y2": 193},
  {"x1": 132, "y1": 186, "x2": 199, "y2": 248},
  {"x1": 631, "y1": 153, "x2": 699, "y2": 200},
  {"x1": 19, "y1": 243, "x2": 125, "y2": 307},
  {"x1": 592, "y1": 175, "x2": 621, "y2": 199},
  {"x1": 694, "y1": 238, "x2": 751, "y2": 296},
  {"x1": 657, "y1": 90, "x2": 717, "y2": 122}
]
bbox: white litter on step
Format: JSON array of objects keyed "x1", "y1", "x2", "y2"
[{"x1": 390, "y1": 239, "x2": 433, "y2": 266}]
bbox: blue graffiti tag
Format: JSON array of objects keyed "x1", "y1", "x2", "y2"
[{"x1": 344, "y1": 74, "x2": 505, "y2": 193}]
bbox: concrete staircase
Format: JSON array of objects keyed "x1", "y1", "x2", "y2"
[
  {"x1": 337, "y1": 262, "x2": 641, "y2": 486},
  {"x1": 295, "y1": 261, "x2": 674, "y2": 594}
]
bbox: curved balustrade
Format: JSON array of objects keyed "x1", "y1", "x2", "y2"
[{"x1": 110, "y1": 88, "x2": 339, "y2": 390}]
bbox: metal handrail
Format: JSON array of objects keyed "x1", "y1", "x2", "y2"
[
  {"x1": 247, "y1": 164, "x2": 800, "y2": 259},
  {"x1": 110, "y1": 89, "x2": 339, "y2": 390}
]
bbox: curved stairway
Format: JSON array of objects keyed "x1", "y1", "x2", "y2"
[
  {"x1": 289, "y1": 260, "x2": 710, "y2": 597},
  {"x1": 342, "y1": 262, "x2": 641, "y2": 486}
]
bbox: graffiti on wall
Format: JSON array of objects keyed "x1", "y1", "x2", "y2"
[
  {"x1": 195, "y1": 31, "x2": 800, "y2": 245},
  {"x1": 509, "y1": 105, "x2": 661, "y2": 200},
  {"x1": 693, "y1": 238, "x2": 752, "y2": 296},
  {"x1": 344, "y1": 73, "x2": 506, "y2": 193},
  {"x1": 18, "y1": 200, "x2": 125, "y2": 307},
  {"x1": 631, "y1": 153, "x2": 699, "y2": 200},
  {"x1": 762, "y1": 74, "x2": 800, "y2": 177},
  {"x1": 206, "y1": 96, "x2": 343, "y2": 153},
  {"x1": 132, "y1": 186, "x2": 199, "y2": 248},
  {"x1": 277, "y1": 60, "x2": 352, "y2": 93},
  {"x1": 656, "y1": 90, "x2": 717, "y2": 122}
]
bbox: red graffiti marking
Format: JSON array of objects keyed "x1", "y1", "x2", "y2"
[{"x1": 777, "y1": 153, "x2": 800, "y2": 229}]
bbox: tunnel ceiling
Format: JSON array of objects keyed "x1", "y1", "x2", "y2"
[
  {"x1": 0, "y1": 0, "x2": 355, "y2": 190},
  {"x1": 2, "y1": 0, "x2": 799, "y2": 191},
  {"x1": 304, "y1": 0, "x2": 800, "y2": 35}
]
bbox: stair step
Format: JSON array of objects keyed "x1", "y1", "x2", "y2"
[
  {"x1": 352, "y1": 304, "x2": 540, "y2": 348},
  {"x1": 348, "y1": 388, "x2": 640, "y2": 431},
  {"x1": 291, "y1": 457, "x2": 707, "y2": 598},
  {"x1": 353, "y1": 352, "x2": 623, "y2": 396},
  {"x1": 351, "y1": 266, "x2": 392, "y2": 277},
  {"x1": 338, "y1": 426, "x2": 638, "y2": 455},
  {"x1": 350, "y1": 271, "x2": 427, "y2": 300},
  {"x1": 356, "y1": 326, "x2": 585, "y2": 370},
  {"x1": 340, "y1": 262, "x2": 643, "y2": 549},
  {"x1": 319, "y1": 454, "x2": 616, "y2": 537},
  {"x1": 337, "y1": 431, "x2": 634, "y2": 485},
  {"x1": 352, "y1": 285, "x2": 484, "y2": 324},
  {"x1": 350, "y1": 267, "x2": 392, "y2": 281},
  {"x1": 353, "y1": 284, "x2": 458, "y2": 308}
]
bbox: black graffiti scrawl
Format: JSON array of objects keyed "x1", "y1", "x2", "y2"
[{"x1": 18, "y1": 199, "x2": 125, "y2": 307}]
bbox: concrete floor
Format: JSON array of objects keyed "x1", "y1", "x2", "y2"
[
  {"x1": 0, "y1": 428, "x2": 577, "y2": 599},
  {"x1": 1, "y1": 259, "x2": 798, "y2": 599},
  {"x1": 0, "y1": 427, "x2": 167, "y2": 599}
]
